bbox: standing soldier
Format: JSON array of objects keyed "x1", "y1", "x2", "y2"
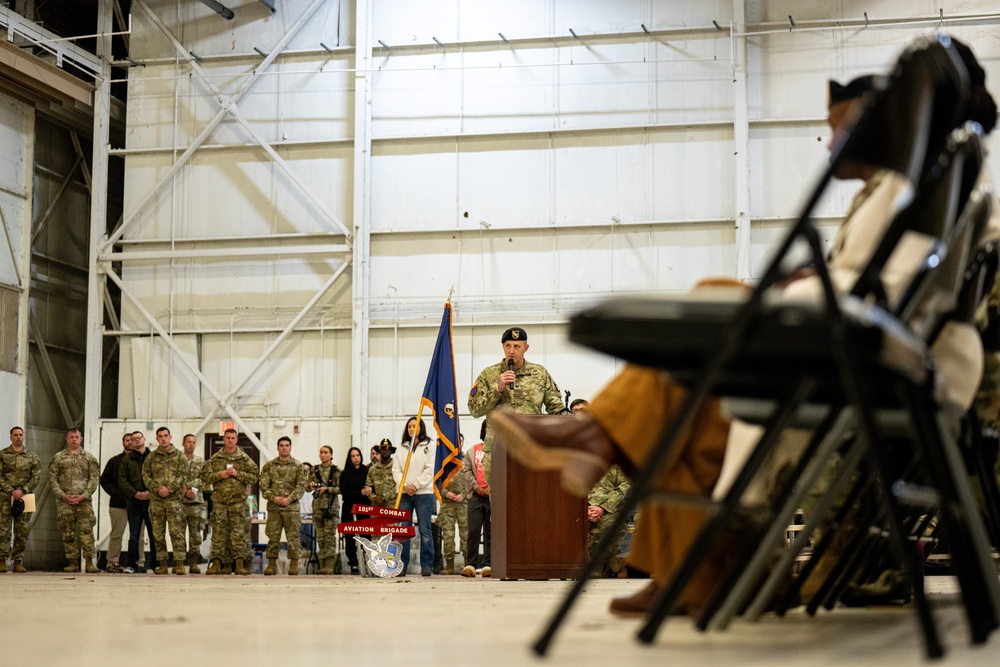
[
  {"x1": 0, "y1": 426, "x2": 41, "y2": 572},
  {"x1": 142, "y1": 427, "x2": 188, "y2": 575},
  {"x1": 180, "y1": 433, "x2": 206, "y2": 574},
  {"x1": 437, "y1": 434, "x2": 468, "y2": 575},
  {"x1": 467, "y1": 327, "x2": 566, "y2": 486},
  {"x1": 361, "y1": 439, "x2": 396, "y2": 508},
  {"x1": 202, "y1": 428, "x2": 258, "y2": 575},
  {"x1": 259, "y1": 436, "x2": 308, "y2": 576},
  {"x1": 310, "y1": 445, "x2": 341, "y2": 575},
  {"x1": 48, "y1": 428, "x2": 100, "y2": 573}
]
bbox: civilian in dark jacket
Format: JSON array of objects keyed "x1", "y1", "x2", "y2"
[
  {"x1": 118, "y1": 432, "x2": 156, "y2": 572},
  {"x1": 340, "y1": 447, "x2": 368, "y2": 574},
  {"x1": 99, "y1": 433, "x2": 132, "y2": 571}
]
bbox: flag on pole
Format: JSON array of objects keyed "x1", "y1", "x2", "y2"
[{"x1": 421, "y1": 302, "x2": 463, "y2": 502}]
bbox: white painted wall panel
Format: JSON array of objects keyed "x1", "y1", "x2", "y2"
[
  {"x1": 112, "y1": 0, "x2": 1000, "y2": 448},
  {"x1": 129, "y1": 335, "x2": 202, "y2": 419},
  {"x1": 0, "y1": 96, "x2": 30, "y2": 288}
]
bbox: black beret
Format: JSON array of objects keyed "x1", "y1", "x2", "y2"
[
  {"x1": 11, "y1": 498, "x2": 24, "y2": 519},
  {"x1": 828, "y1": 74, "x2": 888, "y2": 108},
  {"x1": 501, "y1": 327, "x2": 527, "y2": 343}
]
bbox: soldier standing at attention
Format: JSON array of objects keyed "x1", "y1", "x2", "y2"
[
  {"x1": 142, "y1": 427, "x2": 188, "y2": 575},
  {"x1": 361, "y1": 439, "x2": 397, "y2": 509},
  {"x1": 48, "y1": 428, "x2": 100, "y2": 573},
  {"x1": 468, "y1": 326, "x2": 567, "y2": 486},
  {"x1": 437, "y1": 433, "x2": 469, "y2": 575},
  {"x1": 259, "y1": 436, "x2": 308, "y2": 576},
  {"x1": 203, "y1": 428, "x2": 258, "y2": 575},
  {"x1": 310, "y1": 444, "x2": 341, "y2": 575},
  {"x1": 180, "y1": 433, "x2": 206, "y2": 574},
  {"x1": 0, "y1": 426, "x2": 41, "y2": 573}
]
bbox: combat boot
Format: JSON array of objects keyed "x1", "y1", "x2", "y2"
[
  {"x1": 263, "y1": 561, "x2": 277, "y2": 576},
  {"x1": 0, "y1": 560, "x2": 6, "y2": 573},
  {"x1": 85, "y1": 560, "x2": 99, "y2": 574},
  {"x1": 173, "y1": 562, "x2": 186, "y2": 575},
  {"x1": 234, "y1": 557, "x2": 250, "y2": 575},
  {"x1": 155, "y1": 563, "x2": 169, "y2": 575},
  {"x1": 220, "y1": 562, "x2": 232, "y2": 575},
  {"x1": 206, "y1": 559, "x2": 221, "y2": 575},
  {"x1": 12, "y1": 562, "x2": 26, "y2": 573},
  {"x1": 188, "y1": 554, "x2": 200, "y2": 574},
  {"x1": 318, "y1": 561, "x2": 334, "y2": 575},
  {"x1": 288, "y1": 560, "x2": 299, "y2": 576},
  {"x1": 63, "y1": 561, "x2": 80, "y2": 573},
  {"x1": 445, "y1": 559, "x2": 455, "y2": 575}
]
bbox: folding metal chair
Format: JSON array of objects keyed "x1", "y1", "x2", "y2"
[{"x1": 531, "y1": 34, "x2": 985, "y2": 660}]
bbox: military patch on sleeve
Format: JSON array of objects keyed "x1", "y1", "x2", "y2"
[{"x1": 469, "y1": 386, "x2": 478, "y2": 397}]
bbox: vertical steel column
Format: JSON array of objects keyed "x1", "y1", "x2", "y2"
[
  {"x1": 84, "y1": 0, "x2": 112, "y2": 449},
  {"x1": 350, "y1": 0, "x2": 374, "y2": 449},
  {"x1": 732, "y1": 0, "x2": 751, "y2": 280},
  {"x1": 14, "y1": 110, "x2": 34, "y2": 427}
]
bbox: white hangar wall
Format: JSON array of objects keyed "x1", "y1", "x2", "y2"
[{"x1": 107, "y1": 0, "x2": 1000, "y2": 470}]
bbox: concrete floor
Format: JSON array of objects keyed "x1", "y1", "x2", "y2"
[{"x1": 1, "y1": 573, "x2": 998, "y2": 666}]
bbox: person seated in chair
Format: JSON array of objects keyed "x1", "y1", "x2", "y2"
[{"x1": 492, "y1": 41, "x2": 1000, "y2": 618}]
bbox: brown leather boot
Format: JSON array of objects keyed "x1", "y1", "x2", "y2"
[
  {"x1": 220, "y1": 562, "x2": 232, "y2": 575},
  {"x1": 489, "y1": 409, "x2": 624, "y2": 496},
  {"x1": 85, "y1": 559, "x2": 100, "y2": 574},
  {"x1": 288, "y1": 560, "x2": 299, "y2": 576},
  {"x1": 63, "y1": 562, "x2": 80, "y2": 573},
  {"x1": 318, "y1": 561, "x2": 334, "y2": 575},
  {"x1": 206, "y1": 559, "x2": 221, "y2": 575},
  {"x1": 609, "y1": 581, "x2": 661, "y2": 617},
  {"x1": 188, "y1": 554, "x2": 200, "y2": 574},
  {"x1": 155, "y1": 563, "x2": 169, "y2": 575},
  {"x1": 0, "y1": 561, "x2": 6, "y2": 573},
  {"x1": 12, "y1": 562, "x2": 26, "y2": 573},
  {"x1": 235, "y1": 558, "x2": 250, "y2": 575},
  {"x1": 263, "y1": 561, "x2": 277, "y2": 576},
  {"x1": 173, "y1": 562, "x2": 186, "y2": 575}
]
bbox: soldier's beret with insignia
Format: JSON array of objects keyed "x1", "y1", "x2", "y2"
[
  {"x1": 501, "y1": 327, "x2": 527, "y2": 343},
  {"x1": 11, "y1": 498, "x2": 24, "y2": 519}
]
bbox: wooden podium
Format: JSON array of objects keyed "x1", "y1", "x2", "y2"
[{"x1": 491, "y1": 441, "x2": 589, "y2": 580}]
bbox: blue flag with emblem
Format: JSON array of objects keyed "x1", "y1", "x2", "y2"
[{"x1": 421, "y1": 302, "x2": 463, "y2": 502}]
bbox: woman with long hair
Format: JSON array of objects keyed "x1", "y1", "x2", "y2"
[
  {"x1": 340, "y1": 446, "x2": 368, "y2": 574},
  {"x1": 392, "y1": 416, "x2": 437, "y2": 576},
  {"x1": 311, "y1": 445, "x2": 341, "y2": 575}
]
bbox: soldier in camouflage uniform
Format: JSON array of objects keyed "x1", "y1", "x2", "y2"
[
  {"x1": 180, "y1": 433, "x2": 206, "y2": 574},
  {"x1": 311, "y1": 444, "x2": 342, "y2": 574},
  {"x1": 362, "y1": 439, "x2": 397, "y2": 508},
  {"x1": 259, "y1": 436, "x2": 308, "y2": 576},
  {"x1": 48, "y1": 428, "x2": 100, "y2": 573},
  {"x1": 142, "y1": 427, "x2": 188, "y2": 575},
  {"x1": 0, "y1": 426, "x2": 41, "y2": 572},
  {"x1": 437, "y1": 437, "x2": 468, "y2": 574},
  {"x1": 468, "y1": 327, "x2": 566, "y2": 487},
  {"x1": 587, "y1": 464, "x2": 632, "y2": 577},
  {"x1": 202, "y1": 428, "x2": 258, "y2": 575}
]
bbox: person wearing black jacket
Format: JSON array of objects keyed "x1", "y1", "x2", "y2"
[
  {"x1": 118, "y1": 431, "x2": 157, "y2": 573},
  {"x1": 339, "y1": 447, "x2": 368, "y2": 574},
  {"x1": 99, "y1": 433, "x2": 132, "y2": 572}
]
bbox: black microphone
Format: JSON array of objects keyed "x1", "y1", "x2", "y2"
[{"x1": 507, "y1": 358, "x2": 515, "y2": 389}]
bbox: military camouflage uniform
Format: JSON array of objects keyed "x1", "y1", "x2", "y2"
[
  {"x1": 141, "y1": 445, "x2": 188, "y2": 568},
  {"x1": 311, "y1": 463, "x2": 341, "y2": 569},
  {"x1": 259, "y1": 456, "x2": 308, "y2": 561},
  {"x1": 587, "y1": 465, "x2": 632, "y2": 577},
  {"x1": 365, "y1": 460, "x2": 396, "y2": 508},
  {"x1": 48, "y1": 448, "x2": 100, "y2": 563},
  {"x1": 0, "y1": 445, "x2": 41, "y2": 565},
  {"x1": 437, "y1": 470, "x2": 468, "y2": 573},
  {"x1": 181, "y1": 455, "x2": 206, "y2": 561},
  {"x1": 468, "y1": 358, "x2": 566, "y2": 485},
  {"x1": 202, "y1": 448, "x2": 258, "y2": 565}
]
